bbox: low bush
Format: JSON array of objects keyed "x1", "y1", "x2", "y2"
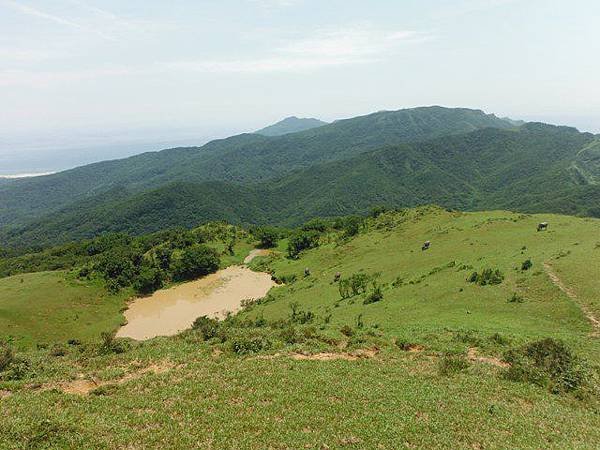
[
  {"x1": 503, "y1": 338, "x2": 589, "y2": 394},
  {"x1": 230, "y1": 336, "x2": 272, "y2": 355},
  {"x1": 0, "y1": 342, "x2": 14, "y2": 371},
  {"x1": 438, "y1": 353, "x2": 470, "y2": 376},
  {"x1": 340, "y1": 325, "x2": 354, "y2": 337},
  {"x1": 521, "y1": 259, "x2": 533, "y2": 271},
  {"x1": 192, "y1": 316, "x2": 220, "y2": 341},
  {"x1": 98, "y1": 332, "x2": 130, "y2": 355},
  {"x1": 467, "y1": 268, "x2": 504, "y2": 286},
  {"x1": 49, "y1": 344, "x2": 67, "y2": 357},
  {"x1": 364, "y1": 284, "x2": 384, "y2": 305}
]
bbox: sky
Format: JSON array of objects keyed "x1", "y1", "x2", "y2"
[{"x1": 1, "y1": 0, "x2": 599, "y2": 174}]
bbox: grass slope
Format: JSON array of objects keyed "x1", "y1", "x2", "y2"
[
  {"x1": 1, "y1": 208, "x2": 600, "y2": 448},
  {"x1": 0, "y1": 271, "x2": 129, "y2": 349}
]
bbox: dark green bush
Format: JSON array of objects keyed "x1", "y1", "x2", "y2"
[
  {"x1": 173, "y1": 244, "x2": 220, "y2": 281},
  {"x1": 503, "y1": 338, "x2": 588, "y2": 394},
  {"x1": 521, "y1": 259, "x2": 533, "y2": 271},
  {"x1": 279, "y1": 326, "x2": 299, "y2": 344},
  {"x1": 467, "y1": 268, "x2": 504, "y2": 286},
  {"x1": 230, "y1": 336, "x2": 272, "y2": 355},
  {"x1": 364, "y1": 284, "x2": 384, "y2": 305},
  {"x1": 192, "y1": 316, "x2": 220, "y2": 341},
  {"x1": 49, "y1": 344, "x2": 67, "y2": 357},
  {"x1": 287, "y1": 230, "x2": 320, "y2": 258},
  {"x1": 255, "y1": 226, "x2": 280, "y2": 248}
]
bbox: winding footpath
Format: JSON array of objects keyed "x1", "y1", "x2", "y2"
[{"x1": 544, "y1": 262, "x2": 600, "y2": 337}]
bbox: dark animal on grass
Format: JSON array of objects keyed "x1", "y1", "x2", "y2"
[
  {"x1": 304, "y1": 267, "x2": 311, "y2": 277},
  {"x1": 537, "y1": 222, "x2": 548, "y2": 232},
  {"x1": 422, "y1": 241, "x2": 431, "y2": 251},
  {"x1": 334, "y1": 272, "x2": 341, "y2": 282}
]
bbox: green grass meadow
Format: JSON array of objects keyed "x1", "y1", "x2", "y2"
[{"x1": 1, "y1": 208, "x2": 600, "y2": 449}]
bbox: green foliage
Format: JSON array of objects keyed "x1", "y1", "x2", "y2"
[
  {"x1": 508, "y1": 293, "x2": 525, "y2": 303},
  {"x1": 0, "y1": 342, "x2": 14, "y2": 371},
  {"x1": 503, "y1": 338, "x2": 589, "y2": 394},
  {"x1": 287, "y1": 230, "x2": 320, "y2": 258},
  {"x1": 172, "y1": 244, "x2": 220, "y2": 281},
  {"x1": 521, "y1": 259, "x2": 533, "y2": 271},
  {"x1": 254, "y1": 226, "x2": 280, "y2": 249},
  {"x1": 438, "y1": 353, "x2": 470, "y2": 376},
  {"x1": 467, "y1": 268, "x2": 505, "y2": 286},
  {"x1": 363, "y1": 284, "x2": 384, "y2": 305},
  {"x1": 192, "y1": 316, "x2": 220, "y2": 341}
]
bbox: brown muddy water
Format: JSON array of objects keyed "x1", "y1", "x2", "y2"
[{"x1": 116, "y1": 257, "x2": 276, "y2": 340}]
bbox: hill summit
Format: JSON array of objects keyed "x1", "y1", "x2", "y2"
[{"x1": 255, "y1": 116, "x2": 328, "y2": 136}]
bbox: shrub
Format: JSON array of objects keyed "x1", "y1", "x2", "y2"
[
  {"x1": 287, "y1": 230, "x2": 320, "y2": 258},
  {"x1": 134, "y1": 265, "x2": 164, "y2": 294},
  {"x1": 230, "y1": 336, "x2": 271, "y2": 355},
  {"x1": 192, "y1": 316, "x2": 220, "y2": 340},
  {"x1": 98, "y1": 332, "x2": 129, "y2": 355},
  {"x1": 364, "y1": 284, "x2": 384, "y2": 305},
  {"x1": 467, "y1": 268, "x2": 504, "y2": 286},
  {"x1": 503, "y1": 338, "x2": 588, "y2": 394},
  {"x1": 508, "y1": 293, "x2": 524, "y2": 303},
  {"x1": 521, "y1": 259, "x2": 533, "y2": 271},
  {"x1": 255, "y1": 226, "x2": 279, "y2": 248},
  {"x1": 0, "y1": 342, "x2": 14, "y2": 371},
  {"x1": 289, "y1": 302, "x2": 315, "y2": 324},
  {"x1": 0, "y1": 356, "x2": 32, "y2": 380},
  {"x1": 173, "y1": 244, "x2": 220, "y2": 281},
  {"x1": 438, "y1": 353, "x2": 470, "y2": 376},
  {"x1": 279, "y1": 326, "x2": 299, "y2": 344}
]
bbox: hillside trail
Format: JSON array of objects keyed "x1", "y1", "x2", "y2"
[{"x1": 544, "y1": 262, "x2": 600, "y2": 338}]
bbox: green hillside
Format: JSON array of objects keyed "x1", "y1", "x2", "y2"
[
  {"x1": 255, "y1": 116, "x2": 328, "y2": 136},
  {"x1": 1, "y1": 207, "x2": 600, "y2": 448},
  {"x1": 4, "y1": 122, "x2": 599, "y2": 248},
  {"x1": 0, "y1": 106, "x2": 513, "y2": 228}
]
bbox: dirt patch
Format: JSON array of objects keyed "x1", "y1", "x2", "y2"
[
  {"x1": 290, "y1": 348, "x2": 379, "y2": 361},
  {"x1": 544, "y1": 262, "x2": 600, "y2": 337},
  {"x1": 0, "y1": 389, "x2": 12, "y2": 400},
  {"x1": 52, "y1": 360, "x2": 176, "y2": 396},
  {"x1": 467, "y1": 348, "x2": 509, "y2": 368}
]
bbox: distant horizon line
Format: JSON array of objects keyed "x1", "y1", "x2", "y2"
[{"x1": 0, "y1": 171, "x2": 56, "y2": 179}]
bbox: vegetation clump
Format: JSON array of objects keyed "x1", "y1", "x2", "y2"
[
  {"x1": 287, "y1": 230, "x2": 320, "y2": 258},
  {"x1": 521, "y1": 259, "x2": 533, "y2": 271},
  {"x1": 192, "y1": 316, "x2": 220, "y2": 341},
  {"x1": 467, "y1": 268, "x2": 504, "y2": 286},
  {"x1": 0, "y1": 342, "x2": 14, "y2": 371},
  {"x1": 438, "y1": 353, "x2": 470, "y2": 376},
  {"x1": 503, "y1": 338, "x2": 590, "y2": 394}
]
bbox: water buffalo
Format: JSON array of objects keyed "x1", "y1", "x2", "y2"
[
  {"x1": 537, "y1": 222, "x2": 548, "y2": 232},
  {"x1": 422, "y1": 241, "x2": 431, "y2": 251},
  {"x1": 334, "y1": 272, "x2": 341, "y2": 282}
]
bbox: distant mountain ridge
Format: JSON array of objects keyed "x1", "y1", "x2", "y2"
[
  {"x1": 0, "y1": 106, "x2": 514, "y2": 229},
  {"x1": 2, "y1": 114, "x2": 600, "y2": 248},
  {"x1": 255, "y1": 116, "x2": 328, "y2": 136}
]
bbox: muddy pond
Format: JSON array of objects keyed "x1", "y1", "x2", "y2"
[{"x1": 116, "y1": 250, "x2": 275, "y2": 340}]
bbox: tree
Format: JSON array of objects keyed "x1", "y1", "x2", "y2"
[
  {"x1": 287, "y1": 230, "x2": 320, "y2": 258},
  {"x1": 134, "y1": 265, "x2": 164, "y2": 294},
  {"x1": 255, "y1": 226, "x2": 279, "y2": 249},
  {"x1": 173, "y1": 244, "x2": 220, "y2": 281}
]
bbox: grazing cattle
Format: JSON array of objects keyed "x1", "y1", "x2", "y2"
[
  {"x1": 334, "y1": 272, "x2": 341, "y2": 282},
  {"x1": 422, "y1": 241, "x2": 431, "y2": 251},
  {"x1": 537, "y1": 222, "x2": 549, "y2": 232},
  {"x1": 304, "y1": 267, "x2": 311, "y2": 277}
]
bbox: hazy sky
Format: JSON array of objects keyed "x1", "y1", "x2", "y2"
[{"x1": 1, "y1": 0, "x2": 599, "y2": 172}]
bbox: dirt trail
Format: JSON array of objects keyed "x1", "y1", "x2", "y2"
[
  {"x1": 544, "y1": 262, "x2": 600, "y2": 337},
  {"x1": 52, "y1": 360, "x2": 176, "y2": 396},
  {"x1": 243, "y1": 249, "x2": 271, "y2": 264}
]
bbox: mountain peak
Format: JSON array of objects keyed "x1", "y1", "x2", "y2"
[{"x1": 255, "y1": 116, "x2": 328, "y2": 137}]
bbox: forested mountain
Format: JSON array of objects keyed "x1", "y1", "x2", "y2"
[
  {"x1": 3, "y1": 120, "x2": 599, "y2": 248},
  {"x1": 255, "y1": 116, "x2": 327, "y2": 136},
  {"x1": 0, "y1": 107, "x2": 513, "y2": 227}
]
